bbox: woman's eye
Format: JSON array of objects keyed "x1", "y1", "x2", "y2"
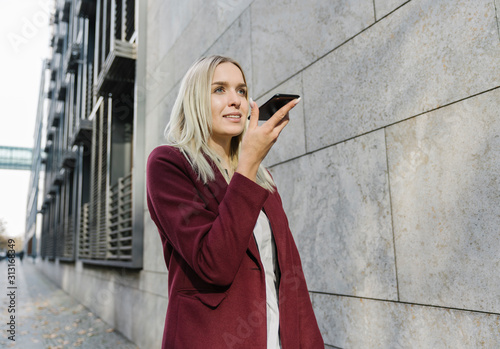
[
  {"x1": 214, "y1": 87, "x2": 224, "y2": 93},
  {"x1": 238, "y1": 89, "x2": 247, "y2": 96}
]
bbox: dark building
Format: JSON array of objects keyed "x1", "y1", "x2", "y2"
[{"x1": 32, "y1": 0, "x2": 144, "y2": 269}]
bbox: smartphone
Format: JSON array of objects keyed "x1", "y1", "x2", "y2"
[{"x1": 258, "y1": 93, "x2": 300, "y2": 121}]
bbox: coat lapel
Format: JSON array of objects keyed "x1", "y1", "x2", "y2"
[
  {"x1": 204, "y1": 164, "x2": 229, "y2": 205},
  {"x1": 263, "y1": 194, "x2": 287, "y2": 270},
  {"x1": 203, "y1": 159, "x2": 262, "y2": 267}
]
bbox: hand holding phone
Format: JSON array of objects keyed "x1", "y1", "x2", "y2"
[
  {"x1": 257, "y1": 93, "x2": 300, "y2": 121},
  {"x1": 238, "y1": 94, "x2": 299, "y2": 181}
]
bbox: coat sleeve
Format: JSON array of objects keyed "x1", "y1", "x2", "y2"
[{"x1": 146, "y1": 146, "x2": 269, "y2": 286}]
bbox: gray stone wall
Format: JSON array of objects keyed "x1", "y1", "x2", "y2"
[
  {"x1": 44, "y1": 0, "x2": 498, "y2": 348},
  {"x1": 143, "y1": 0, "x2": 500, "y2": 347}
]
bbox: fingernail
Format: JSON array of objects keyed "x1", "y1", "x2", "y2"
[
  {"x1": 249, "y1": 97, "x2": 254, "y2": 107},
  {"x1": 294, "y1": 97, "x2": 301, "y2": 105}
]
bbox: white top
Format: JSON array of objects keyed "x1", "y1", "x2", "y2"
[{"x1": 253, "y1": 210, "x2": 281, "y2": 349}]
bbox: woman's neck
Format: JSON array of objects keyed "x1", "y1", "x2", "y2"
[{"x1": 208, "y1": 137, "x2": 232, "y2": 172}]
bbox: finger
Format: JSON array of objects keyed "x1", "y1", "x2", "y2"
[
  {"x1": 248, "y1": 98, "x2": 259, "y2": 129},
  {"x1": 265, "y1": 98, "x2": 301, "y2": 128},
  {"x1": 273, "y1": 114, "x2": 290, "y2": 136}
]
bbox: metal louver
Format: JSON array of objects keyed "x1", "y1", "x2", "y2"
[
  {"x1": 62, "y1": 215, "x2": 75, "y2": 259},
  {"x1": 78, "y1": 203, "x2": 90, "y2": 258},
  {"x1": 108, "y1": 174, "x2": 133, "y2": 261},
  {"x1": 88, "y1": 100, "x2": 109, "y2": 260}
]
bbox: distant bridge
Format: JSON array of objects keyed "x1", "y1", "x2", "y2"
[{"x1": 0, "y1": 146, "x2": 33, "y2": 170}]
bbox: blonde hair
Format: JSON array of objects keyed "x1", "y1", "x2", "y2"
[{"x1": 164, "y1": 55, "x2": 275, "y2": 192}]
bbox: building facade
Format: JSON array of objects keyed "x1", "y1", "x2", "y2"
[
  {"x1": 25, "y1": 59, "x2": 47, "y2": 256},
  {"x1": 29, "y1": 0, "x2": 500, "y2": 348},
  {"x1": 34, "y1": 0, "x2": 144, "y2": 267}
]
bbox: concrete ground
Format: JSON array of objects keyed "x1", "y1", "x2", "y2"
[{"x1": 0, "y1": 257, "x2": 138, "y2": 348}]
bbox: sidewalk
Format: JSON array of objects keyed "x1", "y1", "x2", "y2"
[{"x1": 0, "y1": 258, "x2": 138, "y2": 349}]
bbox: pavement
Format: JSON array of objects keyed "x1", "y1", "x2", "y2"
[{"x1": 0, "y1": 257, "x2": 138, "y2": 349}]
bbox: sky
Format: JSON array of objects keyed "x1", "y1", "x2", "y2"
[{"x1": 0, "y1": 1, "x2": 52, "y2": 238}]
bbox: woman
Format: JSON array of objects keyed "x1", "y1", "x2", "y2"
[{"x1": 147, "y1": 55, "x2": 324, "y2": 348}]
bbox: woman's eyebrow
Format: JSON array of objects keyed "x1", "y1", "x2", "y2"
[
  {"x1": 211, "y1": 81, "x2": 247, "y2": 89},
  {"x1": 211, "y1": 81, "x2": 228, "y2": 86}
]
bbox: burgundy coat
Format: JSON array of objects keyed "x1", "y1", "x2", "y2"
[{"x1": 146, "y1": 145, "x2": 324, "y2": 348}]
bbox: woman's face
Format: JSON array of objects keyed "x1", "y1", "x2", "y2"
[{"x1": 210, "y1": 62, "x2": 249, "y2": 146}]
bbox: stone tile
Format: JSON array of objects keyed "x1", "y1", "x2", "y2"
[
  {"x1": 113, "y1": 284, "x2": 134, "y2": 339},
  {"x1": 270, "y1": 130, "x2": 396, "y2": 299},
  {"x1": 312, "y1": 293, "x2": 500, "y2": 348},
  {"x1": 170, "y1": 0, "x2": 253, "y2": 87},
  {"x1": 156, "y1": 89, "x2": 178, "y2": 145},
  {"x1": 146, "y1": 2, "x2": 160, "y2": 76},
  {"x1": 142, "y1": 213, "x2": 167, "y2": 273},
  {"x1": 130, "y1": 291, "x2": 146, "y2": 347},
  {"x1": 303, "y1": 0, "x2": 500, "y2": 152},
  {"x1": 147, "y1": 0, "x2": 163, "y2": 14},
  {"x1": 146, "y1": 1, "x2": 253, "y2": 114},
  {"x1": 153, "y1": 9, "x2": 253, "y2": 149},
  {"x1": 145, "y1": 52, "x2": 176, "y2": 115},
  {"x1": 205, "y1": 8, "x2": 253, "y2": 98},
  {"x1": 260, "y1": 73, "x2": 306, "y2": 166},
  {"x1": 496, "y1": 0, "x2": 500, "y2": 40},
  {"x1": 132, "y1": 292, "x2": 165, "y2": 349},
  {"x1": 144, "y1": 102, "x2": 161, "y2": 157},
  {"x1": 157, "y1": 296, "x2": 169, "y2": 344},
  {"x1": 161, "y1": 87, "x2": 181, "y2": 142},
  {"x1": 374, "y1": 0, "x2": 408, "y2": 19},
  {"x1": 250, "y1": 0, "x2": 374, "y2": 97},
  {"x1": 145, "y1": 88, "x2": 176, "y2": 155},
  {"x1": 168, "y1": 6, "x2": 219, "y2": 87},
  {"x1": 139, "y1": 270, "x2": 168, "y2": 297},
  {"x1": 386, "y1": 89, "x2": 500, "y2": 313},
  {"x1": 158, "y1": 0, "x2": 205, "y2": 61},
  {"x1": 131, "y1": 291, "x2": 148, "y2": 348},
  {"x1": 90, "y1": 276, "x2": 115, "y2": 325}
]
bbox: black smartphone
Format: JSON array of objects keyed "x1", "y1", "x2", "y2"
[{"x1": 258, "y1": 93, "x2": 300, "y2": 121}]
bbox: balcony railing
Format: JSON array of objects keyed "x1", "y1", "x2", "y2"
[
  {"x1": 47, "y1": 79, "x2": 56, "y2": 99},
  {"x1": 49, "y1": 100, "x2": 64, "y2": 127},
  {"x1": 61, "y1": 150, "x2": 77, "y2": 169},
  {"x1": 56, "y1": 73, "x2": 69, "y2": 101},
  {"x1": 95, "y1": 0, "x2": 136, "y2": 96},
  {"x1": 42, "y1": 224, "x2": 56, "y2": 260},
  {"x1": 60, "y1": 215, "x2": 75, "y2": 259},
  {"x1": 53, "y1": 169, "x2": 64, "y2": 187},
  {"x1": 108, "y1": 173, "x2": 133, "y2": 261},
  {"x1": 47, "y1": 128, "x2": 55, "y2": 141},
  {"x1": 76, "y1": 0, "x2": 96, "y2": 18},
  {"x1": 95, "y1": 40, "x2": 136, "y2": 96},
  {"x1": 71, "y1": 119, "x2": 93, "y2": 146},
  {"x1": 53, "y1": 22, "x2": 67, "y2": 54},
  {"x1": 63, "y1": 41, "x2": 82, "y2": 74},
  {"x1": 79, "y1": 203, "x2": 90, "y2": 258},
  {"x1": 60, "y1": 0, "x2": 72, "y2": 23}
]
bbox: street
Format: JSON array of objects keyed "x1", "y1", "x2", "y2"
[{"x1": 0, "y1": 257, "x2": 138, "y2": 348}]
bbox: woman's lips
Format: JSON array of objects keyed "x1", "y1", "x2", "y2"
[{"x1": 223, "y1": 113, "x2": 241, "y2": 119}]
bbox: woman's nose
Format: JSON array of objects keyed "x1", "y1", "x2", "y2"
[{"x1": 228, "y1": 90, "x2": 241, "y2": 108}]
